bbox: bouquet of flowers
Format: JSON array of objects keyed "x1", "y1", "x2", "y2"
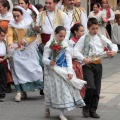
[
  {"x1": 98, "y1": 17, "x2": 108, "y2": 24},
  {"x1": 3, "y1": 44, "x2": 24, "y2": 60},
  {"x1": 25, "y1": 22, "x2": 42, "y2": 37},
  {"x1": 50, "y1": 40, "x2": 66, "y2": 61}
]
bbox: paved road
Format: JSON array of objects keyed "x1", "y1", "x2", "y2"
[{"x1": 0, "y1": 53, "x2": 120, "y2": 120}]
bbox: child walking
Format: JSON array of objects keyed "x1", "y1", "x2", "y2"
[
  {"x1": 112, "y1": 17, "x2": 120, "y2": 51},
  {"x1": 43, "y1": 26, "x2": 86, "y2": 120},
  {"x1": 69, "y1": 23, "x2": 86, "y2": 98},
  {"x1": 69, "y1": 23, "x2": 84, "y2": 55},
  {"x1": 0, "y1": 27, "x2": 7, "y2": 102},
  {"x1": 74, "y1": 18, "x2": 118, "y2": 118}
]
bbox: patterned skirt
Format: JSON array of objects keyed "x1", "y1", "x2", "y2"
[
  {"x1": 72, "y1": 60, "x2": 86, "y2": 99},
  {"x1": 44, "y1": 66, "x2": 85, "y2": 111}
]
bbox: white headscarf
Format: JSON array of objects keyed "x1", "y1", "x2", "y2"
[
  {"x1": 9, "y1": 6, "x2": 33, "y2": 29},
  {"x1": 7, "y1": 0, "x2": 13, "y2": 13},
  {"x1": 0, "y1": 0, "x2": 13, "y2": 21}
]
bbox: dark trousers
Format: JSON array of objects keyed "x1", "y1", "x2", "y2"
[
  {"x1": 106, "y1": 24, "x2": 111, "y2": 39},
  {"x1": 0, "y1": 63, "x2": 7, "y2": 98},
  {"x1": 82, "y1": 64, "x2": 102, "y2": 113}
]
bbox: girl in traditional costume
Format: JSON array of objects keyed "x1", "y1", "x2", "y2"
[
  {"x1": 43, "y1": 26, "x2": 86, "y2": 120},
  {"x1": 69, "y1": 23, "x2": 84, "y2": 79},
  {"x1": 7, "y1": 6, "x2": 43, "y2": 102},
  {"x1": 88, "y1": 3, "x2": 107, "y2": 37},
  {"x1": 0, "y1": 0, "x2": 13, "y2": 93},
  {"x1": 69, "y1": 23, "x2": 86, "y2": 98}
]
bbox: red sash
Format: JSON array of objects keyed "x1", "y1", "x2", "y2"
[
  {"x1": 0, "y1": 56, "x2": 8, "y2": 71},
  {"x1": 0, "y1": 56, "x2": 13, "y2": 83},
  {"x1": 41, "y1": 33, "x2": 51, "y2": 44},
  {"x1": 100, "y1": 7, "x2": 111, "y2": 19}
]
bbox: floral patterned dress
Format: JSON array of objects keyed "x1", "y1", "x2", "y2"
[{"x1": 43, "y1": 40, "x2": 85, "y2": 111}]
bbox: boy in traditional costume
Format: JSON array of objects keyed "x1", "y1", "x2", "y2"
[
  {"x1": 74, "y1": 18, "x2": 118, "y2": 118},
  {"x1": 0, "y1": 0, "x2": 13, "y2": 93},
  {"x1": 0, "y1": 27, "x2": 7, "y2": 102}
]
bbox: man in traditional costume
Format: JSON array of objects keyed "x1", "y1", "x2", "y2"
[
  {"x1": 36, "y1": 0, "x2": 70, "y2": 46},
  {"x1": 74, "y1": 0, "x2": 87, "y2": 18},
  {"x1": 61, "y1": 0, "x2": 87, "y2": 33}
]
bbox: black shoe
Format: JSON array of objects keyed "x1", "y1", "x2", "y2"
[
  {"x1": 82, "y1": 106, "x2": 90, "y2": 118},
  {"x1": 39, "y1": 89, "x2": 44, "y2": 95},
  {"x1": 6, "y1": 87, "x2": 12, "y2": 93},
  {"x1": 6, "y1": 83, "x2": 12, "y2": 93},
  {"x1": 90, "y1": 112, "x2": 100, "y2": 118},
  {"x1": 0, "y1": 99, "x2": 4, "y2": 102},
  {"x1": 0, "y1": 93, "x2": 5, "y2": 99}
]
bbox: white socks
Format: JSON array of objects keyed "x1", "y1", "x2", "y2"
[{"x1": 60, "y1": 109, "x2": 67, "y2": 120}]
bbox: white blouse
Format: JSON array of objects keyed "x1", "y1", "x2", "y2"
[
  {"x1": 101, "y1": 8, "x2": 115, "y2": 21},
  {"x1": 88, "y1": 11, "x2": 103, "y2": 22},
  {"x1": 74, "y1": 34, "x2": 118, "y2": 62},
  {"x1": 69, "y1": 40, "x2": 76, "y2": 57},
  {"x1": 0, "y1": 41, "x2": 6, "y2": 56},
  {"x1": 43, "y1": 40, "x2": 73, "y2": 74},
  {"x1": 36, "y1": 10, "x2": 70, "y2": 41}
]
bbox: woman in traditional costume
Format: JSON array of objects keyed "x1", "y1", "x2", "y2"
[
  {"x1": 88, "y1": 3, "x2": 107, "y2": 37},
  {"x1": 7, "y1": 6, "x2": 43, "y2": 102},
  {"x1": 100, "y1": 0, "x2": 115, "y2": 39},
  {"x1": 0, "y1": 0, "x2": 13, "y2": 93},
  {"x1": 18, "y1": 0, "x2": 39, "y2": 22},
  {"x1": 0, "y1": 0, "x2": 13, "y2": 30},
  {"x1": 43, "y1": 26, "x2": 86, "y2": 120}
]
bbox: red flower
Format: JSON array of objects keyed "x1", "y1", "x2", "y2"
[
  {"x1": 104, "y1": 47, "x2": 108, "y2": 52},
  {"x1": 102, "y1": 17, "x2": 108, "y2": 23},
  {"x1": 53, "y1": 44, "x2": 61, "y2": 51},
  {"x1": 34, "y1": 26, "x2": 38, "y2": 29},
  {"x1": 18, "y1": 44, "x2": 21, "y2": 48}
]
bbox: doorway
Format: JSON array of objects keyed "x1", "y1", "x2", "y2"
[{"x1": 117, "y1": 0, "x2": 120, "y2": 4}]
